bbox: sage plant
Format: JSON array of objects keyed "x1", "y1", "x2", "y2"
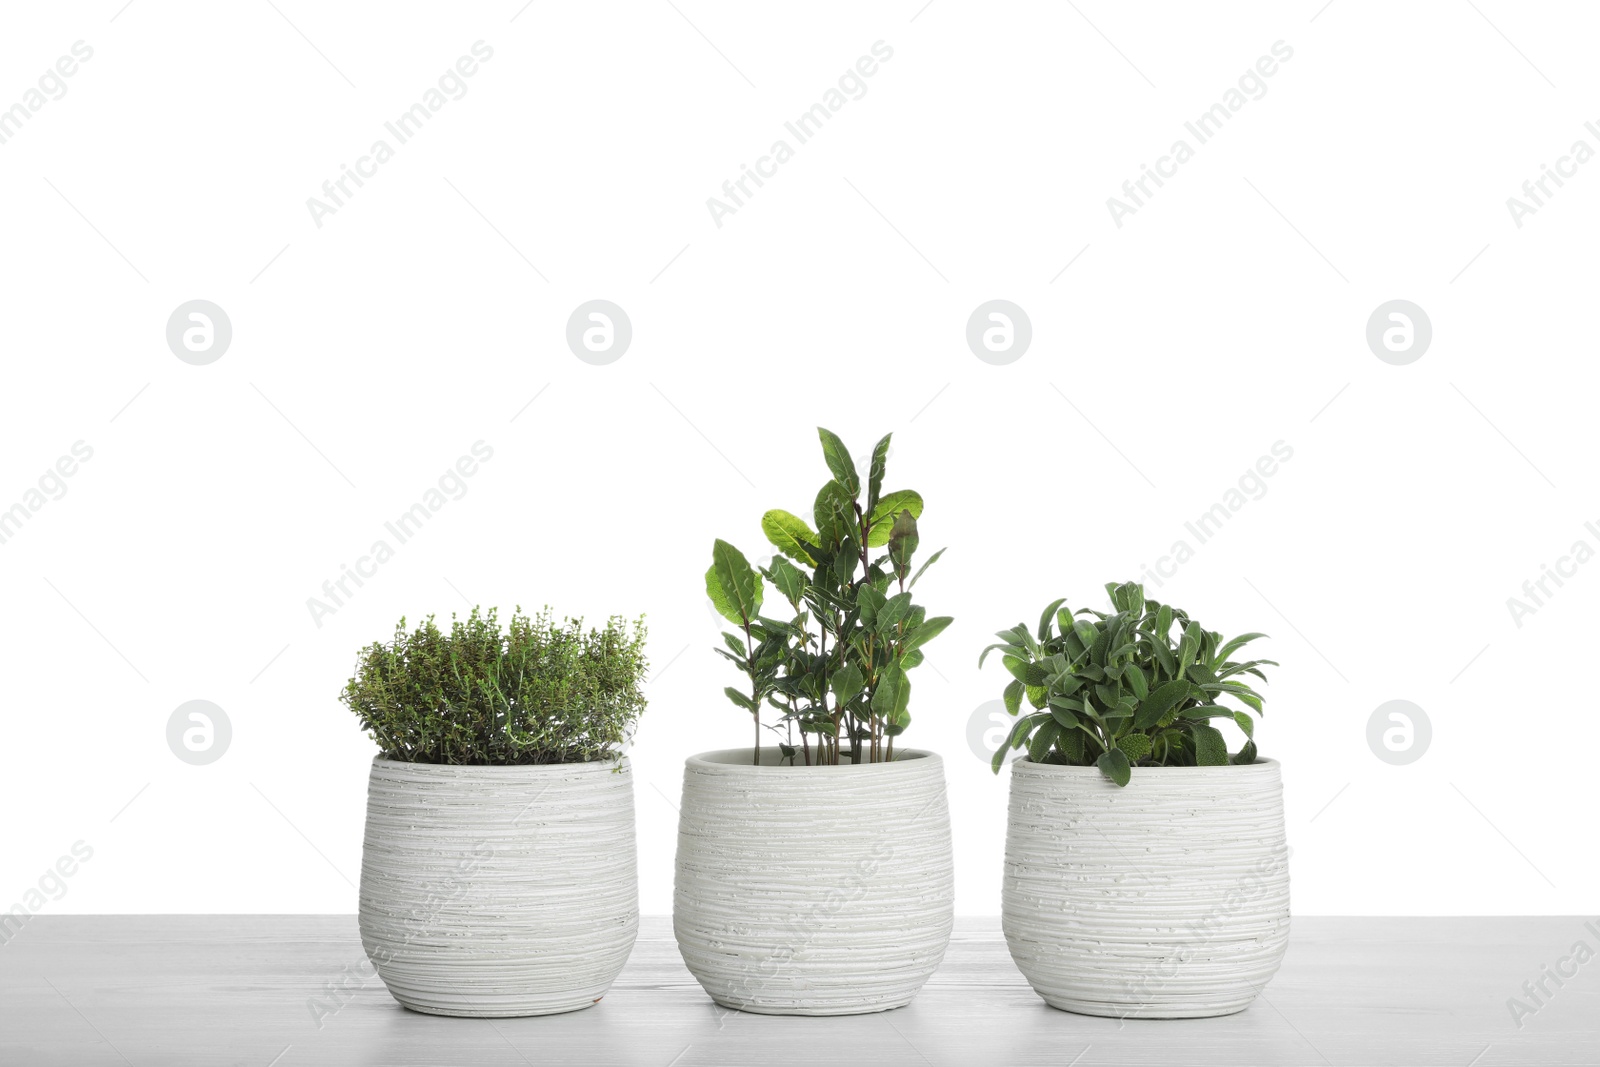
[{"x1": 982, "y1": 582, "x2": 1273, "y2": 785}]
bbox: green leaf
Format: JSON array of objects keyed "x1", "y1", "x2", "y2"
[
  {"x1": 1058, "y1": 728, "x2": 1086, "y2": 764},
  {"x1": 1125, "y1": 664, "x2": 1149, "y2": 700},
  {"x1": 877, "y1": 591, "x2": 913, "y2": 632},
  {"x1": 706, "y1": 567, "x2": 740, "y2": 625},
  {"x1": 1213, "y1": 632, "x2": 1269, "y2": 666},
  {"x1": 1096, "y1": 747, "x2": 1131, "y2": 787},
  {"x1": 1190, "y1": 723, "x2": 1228, "y2": 766},
  {"x1": 867, "y1": 490, "x2": 924, "y2": 546},
  {"x1": 1027, "y1": 720, "x2": 1060, "y2": 762},
  {"x1": 1048, "y1": 701, "x2": 1078, "y2": 730},
  {"x1": 866, "y1": 433, "x2": 891, "y2": 513},
  {"x1": 760, "y1": 509, "x2": 821, "y2": 567},
  {"x1": 708, "y1": 539, "x2": 762, "y2": 624},
  {"x1": 989, "y1": 720, "x2": 1032, "y2": 771},
  {"x1": 857, "y1": 584, "x2": 886, "y2": 627},
  {"x1": 813, "y1": 480, "x2": 855, "y2": 547},
  {"x1": 899, "y1": 616, "x2": 951, "y2": 656},
  {"x1": 830, "y1": 663, "x2": 865, "y2": 706},
  {"x1": 832, "y1": 542, "x2": 858, "y2": 584},
  {"x1": 817, "y1": 427, "x2": 860, "y2": 497},
  {"x1": 1038, "y1": 598, "x2": 1067, "y2": 641},
  {"x1": 887, "y1": 509, "x2": 920, "y2": 575},
  {"x1": 1199, "y1": 681, "x2": 1264, "y2": 716},
  {"x1": 978, "y1": 640, "x2": 1024, "y2": 668},
  {"x1": 1006, "y1": 714, "x2": 1041, "y2": 752},
  {"x1": 1231, "y1": 739, "x2": 1259, "y2": 765},
  {"x1": 1108, "y1": 644, "x2": 1139, "y2": 665},
  {"x1": 1178, "y1": 620, "x2": 1202, "y2": 672},
  {"x1": 1217, "y1": 658, "x2": 1278, "y2": 680},
  {"x1": 764, "y1": 556, "x2": 806, "y2": 605},
  {"x1": 1204, "y1": 679, "x2": 1261, "y2": 698},
  {"x1": 1072, "y1": 619, "x2": 1099, "y2": 649},
  {"x1": 871, "y1": 663, "x2": 911, "y2": 721},
  {"x1": 1154, "y1": 604, "x2": 1172, "y2": 640},
  {"x1": 723, "y1": 686, "x2": 756, "y2": 712},
  {"x1": 1002, "y1": 678, "x2": 1023, "y2": 716},
  {"x1": 1003, "y1": 623, "x2": 1039, "y2": 655},
  {"x1": 1233, "y1": 710, "x2": 1255, "y2": 738},
  {"x1": 907, "y1": 547, "x2": 946, "y2": 589},
  {"x1": 1177, "y1": 705, "x2": 1235, "y2": 720},
  {"x1": 1133, "y1": 677, "x2": 1190, "y2": 729},
  {"x1": 1150, "y1": 640, "x2": 1176, "y2": 678}
]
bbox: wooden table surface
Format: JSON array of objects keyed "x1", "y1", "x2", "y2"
[{"x1": 1, "y1": 916, "x2": 1594, "y2": 1066}]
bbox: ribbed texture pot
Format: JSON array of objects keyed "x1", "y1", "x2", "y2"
[
  {"x1": 1003, "y1": 758, "x2": 1290, "y2": 1018},
  {"x1": 358, "y1": 756, "x2": 638, "y2": 1017},
  {"x1": 673, "y1": 748, "x2": 954, "y2": 1015}
]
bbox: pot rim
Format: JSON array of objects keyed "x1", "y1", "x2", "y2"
[
  {"x1": 684, "y1": 747, "x2": 941, "y2": 773},
  {"x1": 369, "y1": 754, "x2": 628, "y2": 772},
  {"x1": 1010, "y1": 755, "x2": 1279, "y2": 774}
]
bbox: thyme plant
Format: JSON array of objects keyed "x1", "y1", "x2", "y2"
[
  {"x1": 706, "y1": 428, "x2": 951, "y2": 765},
  {"x1": 341, "y1": 607, "x2": 648, "y2": 765},
  {"x1": 982, "y1": 582, "x2": 1273, "y2": 785}
]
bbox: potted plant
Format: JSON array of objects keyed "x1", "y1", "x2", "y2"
[
  {"x1": 984, "y1": 582, "x2": 1289, "y2": 1019},
  {"x1": 676, "y1": 427, "x2": 955, "y2": 1015},
  {"x1": 342, "y1": 606, "x2": 648, "y2": 1017}
]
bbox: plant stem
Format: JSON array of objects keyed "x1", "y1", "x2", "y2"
[{"x1": 744, "y1": 619, "x2": 760, "y2": 766}]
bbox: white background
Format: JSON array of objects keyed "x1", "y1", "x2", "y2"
[{"x1": 2, "y1": 0, "x2": 1594, "y2": 917}]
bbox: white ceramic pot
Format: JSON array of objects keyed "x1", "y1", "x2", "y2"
[
  {"x1": 1003, "y1": 757, "x2": 1290, "y2": 1018},
  {"x1": 673, "y1": 747, "x2": 954, "y2": 1015},
  {"x1": 358, "y1": 756, "x2": 638, "y2": 1017}
]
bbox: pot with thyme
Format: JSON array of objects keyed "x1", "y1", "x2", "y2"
[
  {"x1": 343, "y1": 607, "x2": 647, "y2": 1017},
  {"x1": 985, "y1": 583, "x2": 1290, "y2": 1018},
  {"x1": 675, "y1": 428, "x2": 956, "y2": 1016}
]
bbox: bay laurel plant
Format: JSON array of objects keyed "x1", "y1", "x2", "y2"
[
  {"x1": 706, "y1": 428, "x2": 951, "y2": 766},
  {"x1": 340, "y1": 607, "x2": 648, "y2": 765},
  {"x1": 982, "y1": 582, "x2": 1274, "y2": 786}
]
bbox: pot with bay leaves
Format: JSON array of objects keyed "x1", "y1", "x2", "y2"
[
  {"x1": 674, "y1": 427, "x2": 956, "y2": 1015},
  {"x1": 984, "y1": 582, "x2": 1291, "y2": 1018}
]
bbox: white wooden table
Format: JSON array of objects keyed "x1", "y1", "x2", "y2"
[{"x1": 2, "y1": 916, "x2": 1594, "y2": 1065}]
